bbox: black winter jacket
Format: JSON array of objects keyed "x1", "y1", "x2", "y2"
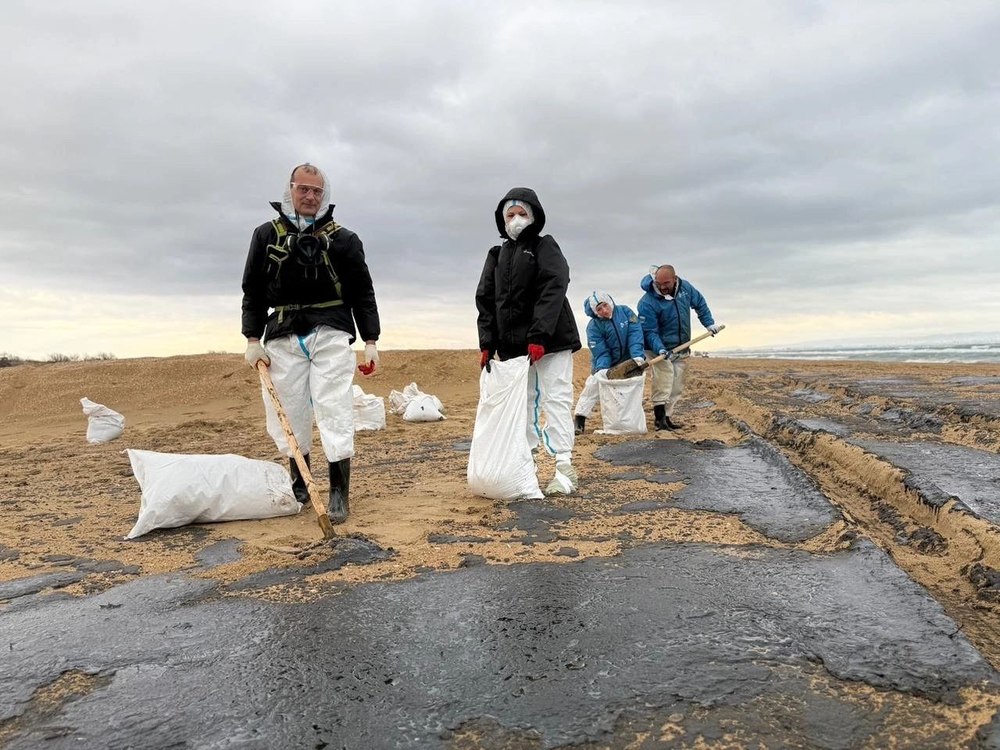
[
  {"x1": 476, "y1": 188, "x2": 581, "y2": 360},
  {"x1": 241, "y1": 203, "x2": 380, "y2": 344}
]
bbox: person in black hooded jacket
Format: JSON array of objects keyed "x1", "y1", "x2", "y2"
[{"x1": 476, "y1": 187, "x2": 582, "y2": 495}]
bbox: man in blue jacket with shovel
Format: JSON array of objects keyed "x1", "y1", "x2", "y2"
[{"x1": 638, "y1": 265, "x2": 721, "y2": 430}]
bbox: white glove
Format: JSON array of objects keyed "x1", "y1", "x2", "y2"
[
  {"x1": 245, "y1": 340, "x2": 270, "y2": 368},
  {"x1": 658, "y1": 349, "x2": 668, "y2": 357},
  {"x1": 633, "y1": 356, "x2": 645, "y2": 366},
  {"x1": 596, "y1": 369, "x2": 609, "y2": 378},
  {"x1": 707, "y1": 323, "x2": 722, "y2": 335},
  {"x1": 358, "y1": 342, "x2": 379, "y2": 376}
]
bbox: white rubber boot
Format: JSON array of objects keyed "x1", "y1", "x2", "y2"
[{"x1": 545, "y1": 462, "x2": 578, "y2": 496}]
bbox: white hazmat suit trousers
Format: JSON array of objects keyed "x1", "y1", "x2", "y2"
[
  {"x1": 261, "y1": 326, "x2": 355, "y2": 462},
  {"x1": 574, "y1": 374, "x2": 601, "y2": 418},
  {"x1": 646, "y1": 349, "x2": 688, "y2": 416},
  {"x1": 526, "y1": 350, "x2": 575, "y2": 463}
]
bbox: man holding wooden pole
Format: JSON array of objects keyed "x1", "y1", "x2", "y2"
[
  {"x1": 241, "y1": 163, "x2": 381, "y2": 525},
  {"x1": 637, "y1": 265, "x2": 722, "y2": 431}
]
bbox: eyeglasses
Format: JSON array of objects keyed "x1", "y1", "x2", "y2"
[{"x1": 291, "y1": 183, "x2": 324, "y2": 197}]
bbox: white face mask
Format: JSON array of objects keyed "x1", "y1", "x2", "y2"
[{"x1": 506, "y1": 215, "x2": 531, "y2": 240}]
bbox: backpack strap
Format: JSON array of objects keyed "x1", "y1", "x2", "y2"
[
  {"x1": 269, "y1": 219, "x2": 347, "y2": 321},
  {"x1": 265, "y1": 219, "x2": 292, "y2": 274},
  {"x1": 274, "y1": 298, "x2": 344, "y2": 322},
  {"x1": 315, "y1": 221, "x2": 344, "y2": 297}
]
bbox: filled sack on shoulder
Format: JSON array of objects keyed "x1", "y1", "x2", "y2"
[
  {"x1": 352, "y1": 384, "x2": 386, "y2": 431},
  {"x1": 467, "y1": 357, "x2": 543, "y2": 500},
  {"x1": 596, "y1": 371, "x2": 648, "y2": 435},
  {"x1": 80, "y1": 397, "x2": 125, "y2": 443},
  {"x1": 125, "y1": 449, "x2": 299, "y2": 539}
]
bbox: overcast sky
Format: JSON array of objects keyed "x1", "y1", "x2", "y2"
[{"x1": 3, "y1": 0, "x2": 999, "y2": 359}]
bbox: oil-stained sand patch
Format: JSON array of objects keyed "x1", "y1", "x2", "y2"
[
  {"x1": 596, "y1": 437, "x2": 840, "y2": 542},
  {"x1": 851, "y1": 438, "x2": 1000, "y2": 524},
  {"x1": 1, "y1": 541, "x2": 997, "y2": 748},
  {"x1": 3, "y1": 352, "x2": 1000, "y2": 747}
]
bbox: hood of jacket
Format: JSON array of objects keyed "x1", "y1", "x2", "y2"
[
  {"x1": 494, "y1": 187, "x2": 547, "y2": 241},
  {"x1": 276, "y1": 165, "x2": 333, "y2": 230},
  {"x1": 640, "y1": 272, "x2": 679, "y2": 299},
  {"x1": 270, "y1": 201, "x2": 335, "y2": 230},
  {"x1": 583, "y1": 291, "x2": 616, "y2": 319}
]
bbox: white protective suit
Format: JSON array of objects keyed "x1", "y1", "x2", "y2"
[
  {"x1": 262, "y1": 326, "x2": 356, "y2": 462},
  {"x1": 526, "y1": 349, "x2": 575, "y2": 464}
]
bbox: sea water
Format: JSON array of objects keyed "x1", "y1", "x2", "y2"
[{"x1": 716, "y1": 341, "x2": 1000, "y2": 364}]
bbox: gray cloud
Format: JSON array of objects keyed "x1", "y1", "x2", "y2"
[{"x1": 2, "y1": 0, "x2": 999, "y2": 354}]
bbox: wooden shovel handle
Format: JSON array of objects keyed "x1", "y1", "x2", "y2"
[
  {"x1": 608, "y1": 325, "x2": 725, "y2": 379},
  {"x1": 645, "y1": 325, "x2": 725, "y2": 367},
  {"x1": 256, "y1": 361, "x2": 335, "y2": 539}
]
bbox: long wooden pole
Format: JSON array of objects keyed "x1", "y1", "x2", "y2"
[
  {"x1": 607, "y1": 325, "x2": 725, "y2": 379},
  {"x1": 256, "y1": 361, "x2": 335, "y2": 539}
]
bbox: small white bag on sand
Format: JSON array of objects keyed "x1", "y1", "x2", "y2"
[
  {"x1": 125, "y1": 449, "x2": 299, "y2": 539},
  {"x1": 403, "y1": 394, "x2": 445, "y2": 422},
  {"x1": 389, "y1": 382, "x2": 446, "y2": 422},
  {"x1": 467, "y1": 357, "x2": 543, "y2": 500},
  {"x1": 80, "y1": 397, "x2": 125, "y2": 443},
  {"x1": 352, "y1": 385, "x2": 386, "y2": 431},
  {"x1": 595, "y1": 371, "x2": 648, "y2": 435}
]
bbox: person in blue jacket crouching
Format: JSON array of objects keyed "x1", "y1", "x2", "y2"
[{"x1": 573, "y1": 291, "x2": 646, "y2": 434}]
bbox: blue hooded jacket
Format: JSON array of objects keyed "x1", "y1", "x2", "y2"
[
  {"x1": 583, "y1": 292, "x2": 645, "y2": 373},
  {"x1": 637, "y1": 274, "x2": 715, "y2": 353}
]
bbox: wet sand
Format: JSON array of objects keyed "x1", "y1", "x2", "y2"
[{"x1": 1, "y1": 351, "x2": 999, "y2": 747}]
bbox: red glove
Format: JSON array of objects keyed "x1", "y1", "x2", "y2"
[
  {"x1": 479, "y1": 350, "x2": 492, "y2": 371},
  {"x1": 527, "y1": 344, "x2": 545, "y2": 363}
]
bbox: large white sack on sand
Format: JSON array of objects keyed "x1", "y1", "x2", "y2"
[
  {"x1": 403, "y1": 394, "x2": 445, "y2": 422},
  {"x1": 388, "y1": 382, "x2": 446, "y2": 422},
  {"x1": 125, "y1": 449, "x2": 299, "y2": 539},
  {"x1": 80, "y1": 397, "x2": 125, "y2": 443},
  {"x1": 467, "y1": 357, "x2": 543, "y2": 500},
  {"x1": 595, "y1": 371, "x2": 648, "y2": 435},
  {"x1": 352, "y1": 384, "x2": 386, "y2": 431}
]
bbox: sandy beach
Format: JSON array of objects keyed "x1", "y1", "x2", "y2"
[{"x1": 2, "y1": 350, "x2": 999, "y2": 747}]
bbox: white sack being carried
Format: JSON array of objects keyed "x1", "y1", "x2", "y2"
[
  {"x1": 80, "y1": 397, "x2": 125, "y2": 443},
  {"x1": 467, "y1": 357, "x2": 543, "y2": 500},
  {"x1": 352, "y1": 384, "x2": 386, "y2": 431},
  {"x1": 388, "y1": 382, "x2": 445, "y2": 422},
  {"x1": 595, "y1": 371, "x2": 648, "y2": 435},
  {"x1": 125, "y1": 449, "x2": 299, "y2": 539}
]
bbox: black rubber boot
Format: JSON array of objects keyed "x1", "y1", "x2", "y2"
[
  {"x1": 574, "y1": 415, "x2": 586, "y2": 435},
  {"x1": 665, "y1": 416, "x2": 682, "y2": 430},
  {"x1": 653, "y1": 405, "x2": 669, "y2": 431},
  {"x1": 328, "y1": 458, "x2": 351, "y2": 524},
  {"x1": 289, "y1": 454, "x2": 310, "y2": 505}
]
